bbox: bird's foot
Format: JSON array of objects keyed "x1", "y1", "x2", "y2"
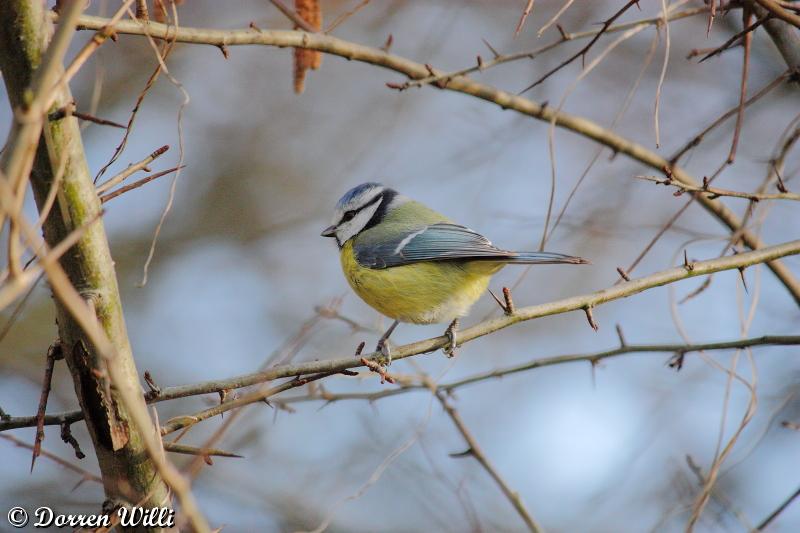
[
  {"x1": 443, "y1": 318, "x2": 459, "y2": 358},
  {"x1": 373, "y1": 320, "x2": 399, "y2": 366},
  {"x1": 375, "y1": 339, "x2": 392, "y2": 366}
]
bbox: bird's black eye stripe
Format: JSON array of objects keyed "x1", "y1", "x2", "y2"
[{"x1": 340, "y1": 193, "x2": 384, "y2": 225}]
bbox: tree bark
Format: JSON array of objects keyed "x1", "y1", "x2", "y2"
[
  {"x1": 0, "y1": 0, "x2": 171, "y2": 526},
  {"x1": 746, "y1": 0, "x2": 800, "y2": 73}
]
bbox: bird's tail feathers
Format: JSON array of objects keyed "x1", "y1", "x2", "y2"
[{"x1": 503, "y1": 251, "x2": 590, "y2": 265}]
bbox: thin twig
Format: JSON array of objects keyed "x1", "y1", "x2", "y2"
[
  {"x1": 538, "y1": 0, "x2": 576, "y2": 37},
  {"x1": 162, "y1": 442, "x2": 243, "y2": 459},
  {"x1": 519, "y1": 0, "x2": 641, "y2": 94},
  {"x1": 654, "y1": 0, "x2": 671, "y2": 148},
  {"x1": 0, "y1": 434, "x2": 102, "y2": 484},
  {"x1": 401, "y1": 6, "x2": 711, "y2": 92},
  {"x1": 635, "y1": 175, "x2": 800, "y2": 201},
  {"x1": 10, "y1": 336, "x2": 800, "y2": 429},
  {"x1": 61, "y1": 12, "x2": 800, "y2": 305},
  {"x1": 269, "y1": 0, "x2": 317, "y2": 32},
  {"x1": 698, "y1": 13, "x2": 769, "y2": 63},
  {"x1": 515, "y1": 0, "x2": 536, "y2": 36},
  {"x1": 753, "y1": 0, "x2": 800, "y2": 28},
  {"x1": 31, "y1": 342, "x2": 61, "y2": 472},
  {"x1": 728, "y1": 8, "x2": 755, "y2": 163},
  {"x1": 669, "y1": 71, "x2": 789, "y2": 164},
  {"x1": 756, "y1": 485, "x2": 800, "y2": 530},
  {"x1": 4, "y1": 244, "x2": 800, "y2": 433},
  {"x1": 271, "y1": 334, "x2": 800, "y2": 405},
  {"x1": 324, "y1": 0, "x2": 370, "y2": 34},
  {"x1": 99, "y1": 165, "x2": 184, "y2": 203},
  {"x1": 49, "y1": 106, "x2": 126, "y2": 128},
  {"x1": 95, "y1": 144, "x2": 169, "y2": 194},
  {"x1": 437, "y1": 389, "x2": 543, "y2": 532},
  {"x1": 160, "y1": 371, "x2": 340, "y2": 435}
]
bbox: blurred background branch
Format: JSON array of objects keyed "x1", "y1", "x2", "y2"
[{"x1": 2, "y1": 1, "x2": 799, "y2": 531}]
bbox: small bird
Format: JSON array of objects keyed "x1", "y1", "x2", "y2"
[{"x1": 321, "y1": 182, "x2": 588, "y2": 360}]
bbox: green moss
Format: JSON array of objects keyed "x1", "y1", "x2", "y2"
[{"x1": 0, "y1": 0, "x2": 171, "y2": 515}]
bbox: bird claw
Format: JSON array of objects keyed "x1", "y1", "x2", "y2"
[
  {"x1": 443, "y1": 319, "x2": 459, "y2": 358},
  {"x1": 376, "y1": 340, "x2": 392, "y2": 366}
]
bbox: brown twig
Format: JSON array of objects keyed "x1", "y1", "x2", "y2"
[
  {"x1": 432, "y1": 388, "x2": 543, "y2": 532},
  {"x1": 274, "y1": 335, "x2": 800, "y2": 406},
  {"x1": 162, "y1": 442, "x2": 243, "y2": 459},
  {"x1": 653, "y1": 0, "x2": 671, "y2": 148},
  {"x1": 61, "y1": 12, "x2": 800, "y2": 306},
  {"x1": 8, "y1": 334, "x2": 800, "y2": 434},
  {"x1": 1, "y1": 434, "x2": 101, "y2": 484},
  {"x1": 399, "y1": 6, "x2": 711, "y2": 92},
  {"x1": 99, "y1": 165, "x2": 184, "y2": 203},
  {"x1": 708, "y1": 0, "x2": 718, "y2": 34},
  {"x1": 753, "y1": 0, "x2": 800, "y2": 28},
  {"x1": 669, "y1": 71, "x2": 789, "y2": 164},
  {"x1": 584, "y1": 306, "x2": 599, "y2": 331},
  {"x1": 360, "y1": 357, "x2": 396, "y2": 384},
  {"x1": 31, "y1": 342, "x2": 62, "y2": 472},
  {"x1": 514, "y1": 0, "x2": 536, "y2": 36},
  {"x1": 502, "y1": 287, "x2": 515, "y2": 315},
  {"x1": 160, "y1": 371, "x2": 339, "y2": 435},
  {"x1": 519, "y1": 0, "x2": 641, "y2": 94},
  {"x1": 728, "y1": 8, "x2": 754, "y2": 163},
  {"x1": 55, "y1": 0, "x2": 137, "y2": 109},
  {"x1": 269, "y1": 0, "x2": 317, "y2": 32},
  {"x1": 60, "y1": 422, "x2": 85, "y2": 459},
  {"x1": 49, "y1": 105, "x2": 126, "y2": 129},
  {"x1": 634, "y1": 175, "x2": 800, "y2": 201},
  {"x1": 698, "y1": 13, "x2": 768, "y2": 63},
  {"x1": 756, "y1": 485, "x2": 800, "y2": 530},
  {"x1": 324, "y1": 0, "x2": 370, "y2": 34},
  {"x1": 617, "y1": 196, "x2": 693, "y2": 284},
  {"x1": 436, "y1": 390, "x2": 542, "y2": 532},
  {"x1": 95, "y1": 145, "x2": 169, "y2": 194},
  {"x1": 538, "y1": 0, "x2": 576, "y2": 37}
]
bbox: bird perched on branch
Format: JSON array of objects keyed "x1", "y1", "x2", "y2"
[{"x1": 321, "y1": 182, "x2": 588, "y2": 361}]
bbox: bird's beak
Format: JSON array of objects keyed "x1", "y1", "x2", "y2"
[{"x1": 320, "y1": 225, "x2": 337, "y2": 237}]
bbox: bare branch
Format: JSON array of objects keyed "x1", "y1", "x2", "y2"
[
  {"x1": 275, "y1": 335, "x2": 800, "y2": 406},
  {"x1": 635, "y1": 175, "x2": 800, "y2": 201},
  {"x1": 757, "y1": 485, "x2": 800, "y2": 530},
  {"x1": 95, "y1": 144, "x2": 169, "y2": 194},
  {"x1": 519, "y1": 0, "x2": 641, "y2": 94},
  {"x1": 514, "y1": 0, "x2": 536, "y2": 36},
  {"x1": 99, "y1": 165, "x2": 184, "y2": 203},
  {"x1": 436, "y1": 391, "x2": 543, "y2": 532},
  {"x1": 752, "y1": 0, "x2": 800, "y2": 28},
  {"x1": 4, "y1": 244, "x2": 799, "y2": 433},
  {"x1": 60, "y1": 13, "x2": 800, "y2": 303}
]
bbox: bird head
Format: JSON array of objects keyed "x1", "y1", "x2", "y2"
[{"x1": 321, "y1": 182, "x2": 401, "y2": 247}]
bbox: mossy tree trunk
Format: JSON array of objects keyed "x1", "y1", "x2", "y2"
[{"x1": 0, "y1": 1, "x2": 171, "y2": 527}]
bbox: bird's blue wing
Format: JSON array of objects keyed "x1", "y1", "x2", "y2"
[{"x1": 354, "y1": 223, "x2": 512, "y2": 269}]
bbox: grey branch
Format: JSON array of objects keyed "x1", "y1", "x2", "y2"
[
  {"x1": 60, "y1": 12, "x2": 800, "y2": 305},
  {"x1": 635, "y1": 175, "x2": 800, "y2": 201},
  {"x1": 3, "y1": 240, "x2": 799, "y2": 433}
]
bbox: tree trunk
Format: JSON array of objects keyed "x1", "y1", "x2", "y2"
[{"x1": 0, "y1": 1, "x2": 171, "y2": 527}]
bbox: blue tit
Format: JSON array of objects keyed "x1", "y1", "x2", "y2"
[{"x1": 321, "y1": 182, "x2": 588, "y2": 358}]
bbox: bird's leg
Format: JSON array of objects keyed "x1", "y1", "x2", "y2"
[
  {"x1": 443, "y1": 318, "x2": 459, "y2": 358},
  {"x1": 375, "y1": 320, "x2": 399, "y2": 366}
]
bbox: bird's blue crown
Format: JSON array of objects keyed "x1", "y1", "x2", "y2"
[{"x1": 336, "y1": 182, "x2": 384, "y2": 210}]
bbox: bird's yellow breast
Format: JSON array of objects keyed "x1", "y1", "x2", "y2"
[{"x1": 340, "y1": 240, "x2": 500, "y2": 324}]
